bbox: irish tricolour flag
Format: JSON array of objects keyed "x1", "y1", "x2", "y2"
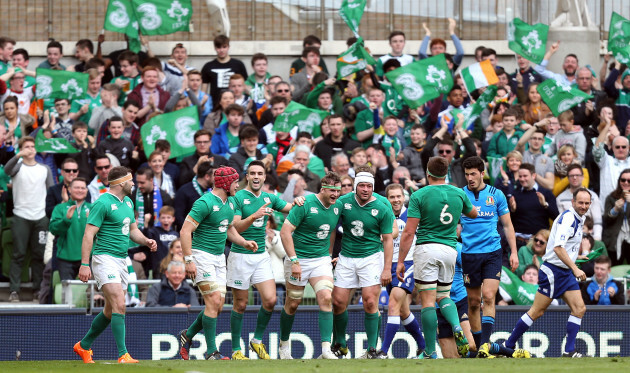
[{"x1": 459, "y1": 60, "x2": 499, "y2": 94}]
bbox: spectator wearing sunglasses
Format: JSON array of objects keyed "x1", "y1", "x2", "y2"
[
  {"x1": 593, "y1": 110, "x2": 630, "y2": 213},
  {"x1": 46, "y1": 158, "x2": 81, "y2": 217},
  {"x1": 87, "y1": 154, "x2": 111, "y2": 202}
]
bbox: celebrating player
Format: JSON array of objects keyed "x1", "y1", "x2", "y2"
[
  {"x1": 74, "y1": 167, "x2": 158, "y2": 364},
  {"x1": 503, "y1": 188, "x2": 592, "y2": 358},
  {"x1": 331, "y1": 165, "x2": 395, "y2": 359},
  {"x1": 460, "y1": 156, "x2": 518, "y2": 358},
  {"x1": 178, "y1": 167, "x2": 258, "y2": 360},
  {"x1": 229, "y1": 161, "x2": 293, "y2": 360},
  {"x1": 397, "y1": 157, "x2": 477, "y2": 359},
  {"x1": 379, "y1": 183, "x2": 426, "y2": 358},
  {"x1": 278, "y1": 172, "x2": 342, "y2": 359}
]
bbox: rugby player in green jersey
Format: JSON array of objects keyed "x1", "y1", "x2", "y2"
[
  {"x1": 278, "y1": 172, "x2": 342, "y2": 359},
  {"x1": 178, "y1": 167, "x2": 258, "y2": 361},
  {"x1": 397, "y1": 157, "x2": 477, "y2": 359},
  {"x1": 74, "y1": 167, "x2": 158, "y2": 364},
  {"x1": 228, "y1": 160, "x2": 293, "y2": 360}
]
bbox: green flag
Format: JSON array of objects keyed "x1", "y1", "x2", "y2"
[
  {"x1": 486, "y1": 156, "x2": 505, "y2": 185},
  {"x1": 34, "y1": 130, "x2": 80, "y2": 154},
  {"x1": 576, "y1": 246, "x2": 606, "y2": 266},
  {"x1": 131, "y1": 0, "x2": 193, "y2": 35},
  {"x1": 499, "y1": 266, "x2": 538, "y2": 306},
  {"x1": 385, "y1": 54, "x2": 453, "y2": 109},
  {"x1": 507, "y1": 18, "x2": 549, "y2": 64},
  {"x1": 537, "y1": 79, "x2": 593, "y2": 117},
  {"x1": 608, "y1": 12, "x2": 630, "y2": 64},
  {"x1": 339, "y1": 0, "x2": 367, "y2": 37},
  {"x1": 273, "y1": 101, "x2": 326, "y2": 136},
  {"x1": 337, "y1": 38, "x2": 377, "y2": 79},
  {"x1": 104, "y1": 0, "x2": 141, "y2": 53},
  {"x1": 141, "y1": 106, "x2": 199, "y2": 158},
  {"x1": 461, "y1": 85, "x2": 498, "y2": 131},
  {"x1": 35, "y1": 69, "x2": 89, "y2": 101}
]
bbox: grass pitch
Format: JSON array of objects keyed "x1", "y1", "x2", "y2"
[{"x1": 1, "y1": 358, "x2": 629, "y2": 373}]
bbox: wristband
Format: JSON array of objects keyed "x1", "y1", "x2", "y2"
[
  {"x1": 184, "y1": 255, "x2": 194, "y2": 263},
  {"x1": 81, "y1": 263, "x2": 90, "y2": 267},
  {"x1": 289, "y1": 256, "x2": 298, "y2": 263}
]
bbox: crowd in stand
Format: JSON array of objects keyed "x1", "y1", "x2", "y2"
[{"x1": 0, "y1": 18, "x2": 627, "y2": 306}]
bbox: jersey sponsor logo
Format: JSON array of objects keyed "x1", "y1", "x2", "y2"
[
  {"x1": 478, "y1": 211, "x2": 495, "y2": 217},
  {"x1": 111, "y1": 204, "x2": 118, "y2": 211},
  {"x1": 244, "y1": 199, "x2": 251, "y2": 204},
  {"x1": 310, "y1": 207, "x2": 318, "y2": 214},
  {"x1": 486, "y1": 196, "x2": 495, "y2": 206},
  {"x1": 334, "y1": 208, "x2": 339, "y2": 215},
  {"x1": 213, "y1": 206, "x2": 220, "y2": 211},
  {"x1": 122, "y1": 217, "x2": 131, "y2": 235},
  {"x1": 344, "y1": 203, "x2": 352, "y2": 210},
  {"x1": 253, "y1": 217, "x2": 265, "y2": 227},
  {"x1": 371, "y1": 209, "x2": 378, "y2": 216},
  {"x1": 218, "y1": 219, "x2": 229, "y2": 233},
  {"x1": 264, "y1": 197, "x2": 271, "y2": 204},
  {"x1": 316, "y1": 224, "x2": 330, "y2": 239}
]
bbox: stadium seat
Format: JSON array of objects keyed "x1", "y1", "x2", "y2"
[
  {"x1": 610, "y1": 265, "x2": 630, "y2": 278},
  {"x1": 53, "y1": 270, "x2": 88, "y2": 307}
]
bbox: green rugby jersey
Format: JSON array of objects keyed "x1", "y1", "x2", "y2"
[
  {"x1": 87, "y1": 193, "x2": 136, "y2": 259},
  {"x1": 231, "y1": 189, "x2": 287, "y2": 254},
  {"x1": 338, "y1": 192, "x2": 394, "y2": 258},
  {"x1": 286, "y1": 193, "x2": 341, "y2": 258},
  {"x1": 188, "y1": 191, "x2": 235, "y2": 255},
  {"x1": 70, "y1": 92, "x2": 102, "y2": 124},
  {"x1": 407, "y1": 184, "x2": 474, "y2": 249}
]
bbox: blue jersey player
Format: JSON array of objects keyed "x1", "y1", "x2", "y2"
[
  {"x1": 436, "y1": 242, "x2": 474, "y2": 358},
  {"x1": 460, "y1": 157, "x2": 518, "y2": 357},
  {"x1": 379, "y1": 184, "x2": 426, "y2": 358},
  {"x1": 504, "y1": 188, "x2": 591, "y2": 358}
]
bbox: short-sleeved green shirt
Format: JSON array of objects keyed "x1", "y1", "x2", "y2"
[
  {"x1": 338, "y1": 192, "x2": 395, "y2": 258},
  {"x1": 231, "y1": 189, "x2": 287, "y2": 254},
  {"x1": 286, "y1": 194, "x2": 341, "y2": 258},
  {"x1": 407, "y1": 184, "x2": 474, "y2": 249},
  {"x1": 188, "y1": 191, "x2": 235, "y2": 255},
  {"x1": 70, "y1": 92, "x2": 102, "y2": 124},
  {"x1": 352, "y1": 109, "x2": 376, "y2": 148},
  {"x1": 87, "y1": 193, "x2": 137, "y2": 259}
]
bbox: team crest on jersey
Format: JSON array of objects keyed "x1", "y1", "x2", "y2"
[
  {"x1": 371, "y1": 209, "x2": 378, "y2": 216},
  {"x1": 213, "y1": 206, "x2": 220, "y2": 211},
  {"x1": 264, "y1": 197, "x2": 271, "y2": 204},
  {"x1": 344, "y1": 203, "x2": 352, "y2": 210},
  {"x1": 111, "y1": 204, "x2": 118, "y2": 211},
  {"x1": 126, "y1": 201, "x2": 132, "y2": 208},
  {"x1": 244, "y1": 199, "x2": 251, "y2": 204},
  {"x1": 334, "y1": 208, "x2": 339, "y2": 215},
  {"x1": 486, "y1": 196, "x2": 495, "y2": 206},
  {"x1": 310, "y1": 207, "x2": 318, "y2": 214},
  {"x1": 229, "y1": 202, "x2": 234, "y2": 209}
]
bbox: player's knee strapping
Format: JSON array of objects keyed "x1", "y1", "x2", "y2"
[
  {"x1": 313, "y1": 279, "x2": 334, "y2": 293},
  {"x1": 287, "y1": 289, "x2": 304, "y2": 300},
  {"x1": 436, "y1": 283, "x2": 452, "y2": 298},
  {"x1": 197, "y1": 281, "x2": 226, "y2": 296},
  {"x1": 415, "y1": 282, "x2": 437, "y2": 291}
]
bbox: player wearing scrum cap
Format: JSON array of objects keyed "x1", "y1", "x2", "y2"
[
  {"x1": 228, "y1": 160, "x2": 293, "y2": 360},
  {"x1": 330, "y1": 165, "x2": 396, "y2": 359},
  {"x1": 74, "y1": 167, "x2": 158, "y2": 364},
  {"x1": 278, "y1": 172, "x2": 343, "y2": 360},
  {"x1": 397, "y1": 157, "x2": 478, "y2": 359},
  {"x1": 178, "y1": 166, "x2": 257, "y2": 361}
]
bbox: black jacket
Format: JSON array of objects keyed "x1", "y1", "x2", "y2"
[
  {"x1": 178, "y1": 151, "x2": 228, "y2": 186},
  {"x1": 313, "y1": 134, "x2": 361, "y2": 170}
]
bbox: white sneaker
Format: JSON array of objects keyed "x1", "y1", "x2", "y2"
[
  {"x1": 279, "y1": 342, "x2": 293, "y2": 360},
  {"x1": 357, "y1": 350, "x2": 368, "y2": 359},
  {"x1": 321, "y1": 348, "x2": 338, "y2": 359}
]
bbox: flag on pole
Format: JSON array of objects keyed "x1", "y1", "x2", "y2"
[
  {"x1": 34, "y1": 130, "x2": 80, "y2": 154},
  {"x1": 461, "y1": 85, "x2": 498, "y2": 130},
  {"x1": 104, "y1": 0, "x2": 141, "y2": 52},
  {"x1": 339, "y1": 0, "x2": 367, "y2": 37},
  {"x1": 131, "y1": 0, "x2": 193, "y2": 36},
  {"x1": 459, "y1": 60, "x2": 499, "y2": 95},
  {"x1": 537, "y1": 79, "x2": 593, "y2": 117},
  {"x1": 273, "y1": 101, "x2": 326, "y2": 137},
  {"x1": 140, "y1": 106, "x2": 199, "y2": 158},
  {"x1": 507, "y1": 18, "x2": 549, "y2": 64},
  {"x1": 385, "y1": 54, "x2": 454, "y2": 109},
  {"x1": 35, "y1": 68, "x2": 89, "y2": 100},
  {"x1": 608, "y1": 12, "x2": 630, "y2": 64},
  {"x1": 336, "y1": 38, "x2": 377, "y2": 79}
]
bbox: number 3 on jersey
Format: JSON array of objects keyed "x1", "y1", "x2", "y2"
[{"x1": 440, "y1": 204, "x2": 453, "y2": 225}]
